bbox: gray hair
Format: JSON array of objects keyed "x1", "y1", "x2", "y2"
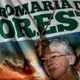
[{"x1": 44, "y1": 38, "x2": 74, "y2": 55}]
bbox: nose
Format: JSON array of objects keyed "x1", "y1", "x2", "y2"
[{"x1": 47, "y1": 58, "x2": 53, "y2": 67}]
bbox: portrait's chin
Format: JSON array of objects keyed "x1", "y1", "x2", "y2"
[
  {"x1": 50, "y1": 73, "x2": 60, "y2": 79},
  {"x1": 48, "y1": 70, "x2": 60, "y2": 79}
]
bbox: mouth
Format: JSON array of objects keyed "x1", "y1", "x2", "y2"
[{"x1": 48, "y1": 67, "x2": 57, "y2": 72}]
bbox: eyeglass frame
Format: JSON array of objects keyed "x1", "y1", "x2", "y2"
[{"x1": 40, "y1": 54, "x2": 70, "y2": 65}]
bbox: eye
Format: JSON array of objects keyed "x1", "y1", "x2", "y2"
[
  {"x1": 41, "y1": 58, "x2": 46, "y2": 63},
  {"x1": 52, "y1": 56, "x2": 57, "y2": 59}
]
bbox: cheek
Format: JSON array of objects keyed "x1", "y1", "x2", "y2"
[
  {"x1": 44, "y1": 65, "x2": 48, "y2": 72},
  {"x1": 43, "y1": 65, "x2": 50, "y2": 75},
  {"x1": 59, "y1": 58, "x2": 69, "y2": 72}
]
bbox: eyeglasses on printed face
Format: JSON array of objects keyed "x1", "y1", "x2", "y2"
[{"x1": 40, "y1": 54, "x2": 70, "y2": 64}]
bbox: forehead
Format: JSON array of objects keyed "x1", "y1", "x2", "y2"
[{"x1": 42, "y1": 47, "x2": 65, "y2": 57}]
